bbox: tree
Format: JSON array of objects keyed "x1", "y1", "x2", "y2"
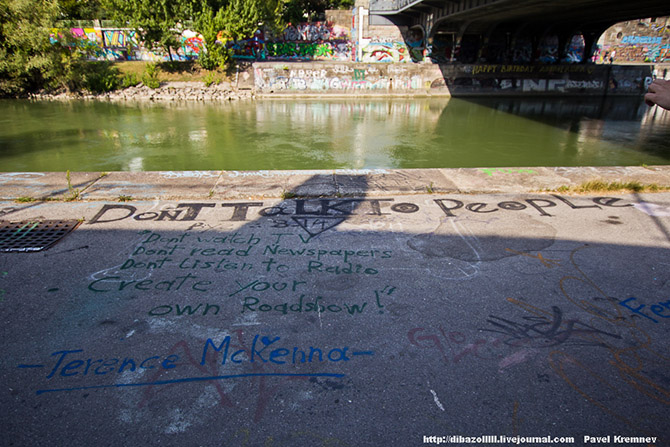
[
  {"x1": 57, "y1": 0, "x2": 104, "y2": 20},
  {"x1": 282, "y1": 0, "x2": 354, "y2": 24},
  {"x1": 0, "y1": 0, "x2": 63, "y2": 95},
  {"x1": 102, "y1": 0, "x2": 190, "y2": 61},
  {"x1": 191, "y1": 0, "x2": 283, "y2": 70},
  {"x1": 191, "y1": 1, "x2": 229, "y2": 70},
  {"x1": 220, "y1": 0, "x2": 283, "y2": 41}
]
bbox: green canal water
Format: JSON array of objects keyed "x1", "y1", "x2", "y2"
[{"x1": 1, "y1": 97, "x2": 669, "y2": 172}]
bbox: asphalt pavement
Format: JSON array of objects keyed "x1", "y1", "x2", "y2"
[{"x1": 1, "y1": 167, "x2": 669, "y2": 446}]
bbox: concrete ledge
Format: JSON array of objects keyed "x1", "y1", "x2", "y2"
[
  {"x1": 83, "y1": 171, "x2": 223, "y2": 200},
  {"x1": 0, "y1": 172, "x2": 103, "y2": 201},
  {"x1": 0, "y1": 166, "x2": 668, "y2": 201}
]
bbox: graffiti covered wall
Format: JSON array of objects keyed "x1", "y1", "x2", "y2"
[
  {"x1": 50, "y1": 11, "x2": 422, "y2": 64},
  {"x1": 253, "y1": 62, "x2": 653, "y2": 97},
  {"x1": 253, "y1": 62, "x2": 442, "y2": 94},
  {"x1": 436, "y1": 64, "x2": 653, "y2": 96},
  {"x1": 50, "y1": 27, "x2": 205, "y2": 62},
  {"x1": 230, "y1": 20, "x2": 421, "y2": 63},
  {"x1": 598, "y1": 17, "x2": 670, "y2": 63},
  {"x1": 229, "y1": 22, "x2": 354, "y2": 62}
]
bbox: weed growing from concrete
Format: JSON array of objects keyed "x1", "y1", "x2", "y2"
[
  {"x1": 15, "y1": 197, "x2": 36, "y2": 203},
  {"x1": 547, "y1": 180, "x2": 669, "y2": 194},
  {"x1": 65, "y1": 170, "x2": 81, "y2": 201}
]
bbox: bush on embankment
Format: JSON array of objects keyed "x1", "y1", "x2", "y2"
[
  {"x1": 0, "y1": 0, "x2": 227, "y2": 97},
  {"x1": 0, "y1": 0, "x2": 64, "y2": 96}
]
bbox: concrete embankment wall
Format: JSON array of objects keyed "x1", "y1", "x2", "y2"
[{"x1": 253, "y1": 62, "x2": 656, "y2": 97}]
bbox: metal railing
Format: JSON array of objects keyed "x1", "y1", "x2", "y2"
[{"x1": 369, "y1": 0, "x2": 425, "y2": 12}]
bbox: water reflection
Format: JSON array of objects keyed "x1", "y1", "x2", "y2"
[
  {"x1": 0, "y1": 97, "x2": 668, "y2": 172},
  {"x1": 126, "y1": 157, "x2": 144, "y2": 172},
  {"x1": 464, "y1": 96, "x2": 670, "y2": 160},
  {"x1": 431, "y1": 97, "x2": 670, "y2": 168}
]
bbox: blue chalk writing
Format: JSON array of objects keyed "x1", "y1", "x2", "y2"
[
  {"x1": 619, "y1": 297, "x2": 670, "y2": 323},
  {"x1": 20, "y1": 334, "x2": 374, "y2": 396},
  {"x1": 201, "y1": 334, "x2": 362, "y2": 365},
  {"x1": 44, "y1": 349, "x2": 178, "y2": 379}
]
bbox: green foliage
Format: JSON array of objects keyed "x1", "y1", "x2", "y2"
[
  {"x1": 15, "y1": 196, "x2": 37, "y2": 203},
  {"x1": 65, "y1": 170, "x2": 81, "y2": 201},
  {"x1": 548, "y1": 181, "x2": 670, "y2": 194},
  {"x1": 281, "y1": 190, "x2": 297, "y2": 199},
  {"x1": 47, "y1": 37, "x2": 120, "y2": 93},
  {"x1": 203, "y1": 71, "x2": 220, "y2": 87},
  {"x1": 220, "y1": 0, "x2": 282, "y2": 41},
  {"x1": 0, "y1": 0, "x2": 355, "y2": 96},
  {"x1": 282, "y1": 0, "x2": 353, "y2": 24},
  {"x1": 191, "y1": 2, "x2": 232, "y2": 70},
  {"x1": 102, "y1": 0, "x2": 190, "y2": 61},
  {"x1": 198, "y1": 43, "x2": 231, "y2": 71},
  {"x1": 120, "y1": 72, "x2": 140, "y2": 88},
  {"x1": 0, "y1": 0, "x2": 63, "y2": 95},
  {"x1": 48, "y1": 44, "x2": 87, "y2": 92},
  {"x1": 57, "y1": 0, "x2": 105, "y2": 20},
  {"x1": 191, "y1": 0, "x2": 282, "y2": 71},
  {"x1": 576, "y1": 180, "x2": 646, "y2": 193},
  {"x1": 141, "y1": 62, "x2": 161, "y2": 88},
  {"x1": 81, "y1": 61, "x2": 120, "y2": 92},
  {"x1": 0, "y1": 0, "x2": 117, "y2": 95}
]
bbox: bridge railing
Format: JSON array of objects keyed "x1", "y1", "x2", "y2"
[{"x1": 369, "y1": 0, "x2": 421, "y2": 12}]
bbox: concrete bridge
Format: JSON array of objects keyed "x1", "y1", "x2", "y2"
[{"x1": 369, "y1": 0, "x2": 670, "y2": 63}]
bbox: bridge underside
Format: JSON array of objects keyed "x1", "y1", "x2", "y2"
[{"x1": 371, "y1": 0, "x2": 670, "y2": 63}]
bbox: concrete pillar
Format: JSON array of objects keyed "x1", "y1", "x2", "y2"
[
  {"x1": 582, "y1": 27, "x2": 608, "y2": 63},
  {"x1": 354, "y1": 7, "x2": 369, "y2": 62}
]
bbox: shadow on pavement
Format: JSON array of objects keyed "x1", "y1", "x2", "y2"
[{"x1": 1, "y1": 175, "x2": 669, "y2": 446}]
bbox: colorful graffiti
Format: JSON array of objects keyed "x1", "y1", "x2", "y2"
[
  {"x1": 49, "y1": 19, "x2": 429, "y2": 64},
  {"x1": 563, "y1": 34, "x2": 585, "y2": 64},
  {"x1": 50, "y1": 27, "x2": 102, "y2": 53},
  {"x1": 405, "y1": 28, "x2": 425, "y2": 62},
  {"x1": 622, "y1": 35, "x2": 663, "y2": 45},
  {"x1": 102, "y1": 29, "x2": 136, "y2": 48},
  {"x1": 600, "y1": 43, "x2": 670, "y2": 63},
  {"x1": 228, "y1": 21, "x2": 353, "y2": 62},
  {"x1": 231, "y1": 21, "x2": 416, "y2": 63},
  {"x1": 361, "y1": 41, "x2": 409, "y2": 63},
  {"x1": 599, "y1": 17, "x2": 670, "y2": 63},
  {"x1": 179, "y1": 31, "x2": 205, "y2": 58},
  {"x1": 264, "y1": 41, "x2": 352, "y2": 61},
  {"x1": 283, "y1": 22, "x2": 349, "y2": 42},
  {"x1": 227, "y1": 30, "x2": 267, "y2": 60},
  {"x1": 51, "y1": 27, "x2": 205, "y2": 62}
]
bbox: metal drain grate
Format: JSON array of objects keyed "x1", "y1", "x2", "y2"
[{"x1": 0, "y1": 220, "x2": 81, "y2": 253}]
